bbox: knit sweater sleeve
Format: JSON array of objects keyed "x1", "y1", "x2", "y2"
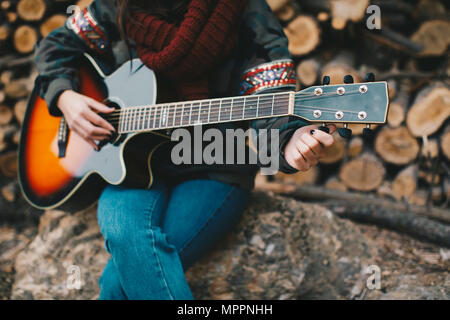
[
  {"x1": 238, "y1": 0, "x2": 308, "y2": 174},
  {"x1": 34, "y1": 0, "x2": 119, "y2": 116}
]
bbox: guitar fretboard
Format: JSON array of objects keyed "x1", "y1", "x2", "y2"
[{"x1": 115, "y1": 91, "x2": 292, "y2": 134}]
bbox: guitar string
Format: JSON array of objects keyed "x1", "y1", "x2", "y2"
[
  {"x1": 110, "y1": 105, "x2": 364, "y2": 134},
  {"x1": 102, "y1": 92, "x2": 360, "y2": 120},
  {"x1": 102, "y1": 94, "x2": 291, "y2": 117},
  {"x1": 100, "y1": 89, "x2": 363, "y2": 119},
  {"x1": 102, "y1": 91, "x2": 364, "y2": 125},
  {"x1": 104, "y1": 101, "x2": 364, "y2": 130},
  {"x1": 103, "y1": 96, "x2": 292, "y2": 122},
  {"x1": 103, "y1": 96, "x2": 363, "y2": 127}
]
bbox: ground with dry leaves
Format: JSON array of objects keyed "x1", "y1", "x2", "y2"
[{"x1": 0, "y1": 191, "x2": 448, "y2": 300}]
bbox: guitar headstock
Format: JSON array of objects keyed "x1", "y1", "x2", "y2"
[{"x1": 293, "y1": 81, "x2": 389, "y2": 125}]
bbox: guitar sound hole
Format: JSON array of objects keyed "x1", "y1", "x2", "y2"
[{"x1": 100, "y1": 101, "x2": 125, "y2": 147}]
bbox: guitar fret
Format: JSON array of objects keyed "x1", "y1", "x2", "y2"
[
  {"x1": 230, "y1": 99, "x2": 233, "y2": 121},
  {"x1": 138, "y1": 107, "x2": 143, "y2": 131},
  {"x1": 188, "y1": 103, "x2": 193, "y2": 125},
  {"x1": 134, "y1": 108, "x2": 138, "y2": 131},
  {"x1": 126, "y1": 109, "x2": 130, "y2": 132},
  {"x1": 129, "y1": 108, "x2": 133, "y2": 132},
  {"x1": 244, "y1": 96, "x2": 258, "y2": 119},
  {"x1": 231, "y1": 97, "x2": 244, "y2": 120},
  {"x1": 153, "y1": 106, "x2": 158, "y2": 129},
  {"x1": 132, "y1": 108, "x2": 136, "y2": 131},
  {"x1": 256, "y1": 96, "x2": 260, "y2": 118},
  {"x1": 136, "y1": 107, "x2": 141, "y2": 131},
  {"x1": 172, "y1": 104, "x2": 177, "y2": 127},
  {"x1": 184, "y1": 103, "x2": 190, "y2": 125},
  {"x1": 199, "y1": 101, "x2": 207, "y2": 124},
  {"x1": 170, "y1": 104, "x2": 175, "y2": 127},
  {"x1": 147, "y1": 106, "x2": 152, "y2": 129},
  {"x1": 176, "y1": 103, "x2": 182, "y2": 126},
  {"x1": 208, "y1": 100, "x2": 212, "y2": 123},
  {"x1": 143, "y1": 107, "x2": 147, "y2": 129},
  {"x1": 190, "y1": 102, "x2": 200, "y2": 125},
  {"x1": 119, "y1": 109, "x2": 124, "y2": 133},
  {"x1": 271, "y1": 95, "x2": 275, "y2": 116}
]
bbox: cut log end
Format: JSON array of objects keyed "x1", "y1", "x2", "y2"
[
  {"x1": 0, "y1": 151, "x2": 18, "y2": 178},
  {"x1": 296, "y1": 58, "x2": 320, "y2": 86},
  {"x1": 411, "y1": 20, "x2": 450, "y2": 57},
  {"x1": 13, "y1": 25, "x2": 38, "y2": 54},
  {"x1": 0, "y1": 105, "x2": 13, "y2": 126},
  {"x1": 339, "y1": 153, "x2": 385, "y2": 192},
  {"x1": 375, "y1": 126, "x2": 420, "y2": 165},
  {"x1": 40, "y1": 15, "x2": 67, "y2": 38},
  {"x1": 1, "y1": 181, "x2": 19, "y2": 203},
  {"x1": 406, "y1": 86, "x2": 450, "y2": 137},
  {"x1": 284, "y1": 15, "x2": 320, "y2": 56},
  {"x1": 266, "y1": 0, "x2": 291, "y2": 13},
  {"x1": 275, "y1": 4, "x2": 295, "y2": 22},
  {"x1": 17, "y1": 0, "x2": 47, "y2": 22},
  {"x1": 348, "y1": 137, "x2": 363, "y2": 158},
  {"x1": 392, "y1": 165, "x2": 418, "y2": 201}
]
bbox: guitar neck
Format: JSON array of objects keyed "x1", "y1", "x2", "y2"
[{"x1": 115, "y1": 91, "x2": 294, "y2": 134}]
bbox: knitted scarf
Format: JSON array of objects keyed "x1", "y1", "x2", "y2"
[{"x1": 125, "y1": 0, "x2": 247, "y2": 101}]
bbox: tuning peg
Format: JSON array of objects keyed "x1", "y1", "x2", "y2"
[
  {"x1": 338, "y1": 124, "x2": 352, "y2": 139},
  {"x1": 322, "y1": 76, "x2": 330, "y2": 85},
  {"x1": 362, "y1": 124, "x2": 374, "y2": 140},
  {"x1": 318, "y1": 123, "x2": 330, "y2": 134},
  {"x1": 343, "y1": 75, "x2": 354, "y2": 84},
  {"x1": 364, "y1": 72, "x2": 375, "y2": 82}
]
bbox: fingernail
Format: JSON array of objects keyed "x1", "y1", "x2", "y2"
[{"x1": 310, "y1": 130, "x2": 315, "y2": 135}]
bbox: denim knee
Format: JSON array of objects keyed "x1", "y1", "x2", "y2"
[
  {"x1": 97, "y1": 188, "x2": 141, "y2": 251},
  {"x1": 99, "y1": 259, "x2": 127, "y2": 300},
  {"x1": 97, "y1": 185, "x2": 168, "y2": 252}
]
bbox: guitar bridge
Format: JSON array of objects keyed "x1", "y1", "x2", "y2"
[{"x1": 57, "y1": 117, "x2": 69, "y2": 158}]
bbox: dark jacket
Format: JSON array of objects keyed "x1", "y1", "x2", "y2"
[{"x1": 34, "y1": 0, "x2": 307, "y2": 189}]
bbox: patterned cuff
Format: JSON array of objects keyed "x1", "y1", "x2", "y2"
[
  {"x1": 67, "y1": 7, "x2": 109, "y2": 54},
  {"x1": 240, "y1": 59, "x2": 297, "y2": 96}
]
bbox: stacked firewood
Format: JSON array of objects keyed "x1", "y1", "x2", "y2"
[
  {"x1": 0, "y1": 0, "x2": 449, "y2": 210},
  {"x1": 0, "y1": 0, "x2": 91, "y2": 208},
  {"x1": 266, "y1": 0, "x2": 449, "y2": 208}
]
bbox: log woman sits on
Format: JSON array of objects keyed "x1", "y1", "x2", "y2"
[{"x1": 34, "y1": 0, "x2": 335, "y2": 299}]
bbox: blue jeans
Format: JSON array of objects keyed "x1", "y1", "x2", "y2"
[{"x1": 96, "y1": 179, "x2": 250, "y2": 300}]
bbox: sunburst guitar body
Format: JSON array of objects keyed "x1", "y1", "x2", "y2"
[{"x1": 19, "y1": 55, "x2": 168, "y2": 211}]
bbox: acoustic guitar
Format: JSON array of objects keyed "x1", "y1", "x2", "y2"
[{"x1": 18, "y1": 54, "x2": 389, "y2": 210}]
